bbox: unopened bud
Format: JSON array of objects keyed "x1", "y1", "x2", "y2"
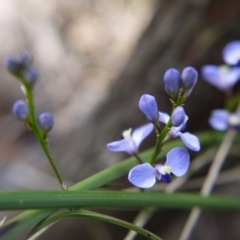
[
  {"x1": 12, "y1": 100, "x2": 29, "y2": 121},
  {"x1": 38, "y1": 112, "x2": 54, "y2": 132},
  {"x1": 163, "y1": 68, "x2": 181, "y2": 98},
  {"x1": 181, "y1": 67, "x2": 198, "y2": 97},
  {"x1": 171, "y1": 106, "x2": 186, "y2": 127}
]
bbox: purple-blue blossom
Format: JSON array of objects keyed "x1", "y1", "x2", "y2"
[
  {"x1": 159, "y1": 109, "x2": 200, "y2": 151},
  {"x1": 223, "y1": 41, "x2": 240, "y2": 66},
  {"x1": 12, "y1": 100, "x2": 29, "y2": 121},
  {"x1": 128, "y1": 147, "x2": 189, "y2": 188},
  {"x1": 201, "y1": 65, "x2": 240, "y2": 90},
  {"x1": 38, "y1": 112, "x2": 54, "y2": 132},
  {"x1": 139, "y1": 94, "x2": 159, "y2": 122},
  {"x1": 209, "y1": 109, "x2": 240, "y2": 131},
  {"x1": 107, "y1": 123, "x2": 154, "y2": 155}
]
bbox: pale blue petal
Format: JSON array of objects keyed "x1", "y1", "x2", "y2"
[
  {"x1": 178, "y1": 132, "x2": 200, "y2": 151},
  {"x1": 223, "y1": 41, "x2": 240, "y2": 65},
  {"x1": 139, "y1": 94, "x2": 159, "y2": 121},
  {"x1": 159, "y1": 112, "x2": 170, "y2": 124},
  {"x1": 128, "y1": 163, "x2": 156, "y2": 188},
  {"x1": 201, "y1": 65, "x2": 240, "y2": 90},
  {"x1": 209, "y1": 109, "x2": 230, "y2": 131},
  {"x1": 132, "y1": 123, "x2": 154, "y2": 148},
  {"x1": 107, "y1": 139, "x2": 136, "y2": 154},
  {"x1": 165, "y1": 147, "x2": 190, "y2": 176}
]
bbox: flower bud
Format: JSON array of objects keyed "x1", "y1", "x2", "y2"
[
  {"x1": 38, "y1": 112, "x2": 54, "y2": 132},
  {"x1": 12, "y1": 100, "x2": 29, "y2": 121},
  {"x1": 18, "y1": 51, "x2": 33, "y2": 69},
  {"x1": 163, "y1": 68, "x2": 181, "y2": 97},
  {"x1": 139, "y1": 94, "x2": 159, "y2": 121},
  {"x1": 24, "y1": 67, "x2": 39, "y2": 86},
  {"x1": 171, "y1": 106, "x2": 186, "y2": 127},
  {"x1": 181, "y1": 67, "x2": 198, "y2": 97},
  {"x1": 4, "y1": 56, "x2": 21, "y2": 74}
]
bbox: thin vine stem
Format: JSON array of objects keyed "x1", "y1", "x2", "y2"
[{"x1": 25, "y1": 83, "x2": 66, "y2": 190}]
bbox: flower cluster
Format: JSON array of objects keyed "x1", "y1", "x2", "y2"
[
  {"x1": 5, "y1": 51, "x2": 39, "y2": 87},
  {"x1": 107, "y1": 66, "x2": 200, "y2": 188},
  {"x1": 202, "y1": 41, "x2": 240, "y2": 90},
  {"x1": 201, "y1": 41, "x2": 240, "y2": 132},
  {"x1": 5, "y1": 51, "x2": 54, "y2": 134}
]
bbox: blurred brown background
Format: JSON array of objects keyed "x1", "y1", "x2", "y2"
[{"x1": 0, "y1": 0, "x2": 240, "y2": 239}]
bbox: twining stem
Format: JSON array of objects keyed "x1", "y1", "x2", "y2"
[{"x1": 25, "y1": 84, "x2": 66, "y2": 190}]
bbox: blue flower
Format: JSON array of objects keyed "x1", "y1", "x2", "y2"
[
  {"x1": 209, "y1": 109, "x2": 240, "y2": 131},
  {"x1": 223, "y1": 41, "x2": 240, "y2": 65},
  {"x1": 107, "y1": 123, "x2": 154, "y2": 155},
  {"x1": 128, "y1": 147, "x2": 190, "y2": 188},
  {"x1": 159, "y1": 109, "x2": 200, "y2": 151},
  {"x1": 139, "y1": 94, "x2": 159, "y2": 122},
  {"x1": 201, "y1": 65, "x2": 240, "y2": 90}
]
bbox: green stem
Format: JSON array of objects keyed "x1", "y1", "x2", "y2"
[
  {"x1": 149, "y1": 120, "x2": 171, "y2": 164},
  {"x1": 25, "y1": 85, "x2": 65, "y2": 190},
  {"x1": 149, "y1": 96, "x2": 185, "y2": 164}
]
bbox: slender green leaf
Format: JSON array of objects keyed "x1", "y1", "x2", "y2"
[
  {"x1": 28, "y1": 210, "x2": 162, "y2": 240},
  {"x1": 0, "y1": 190, "x2": 240, "y2": 211},
  {"x1": 0, "y1": 210, "x2": 54, "y2": 240}
]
